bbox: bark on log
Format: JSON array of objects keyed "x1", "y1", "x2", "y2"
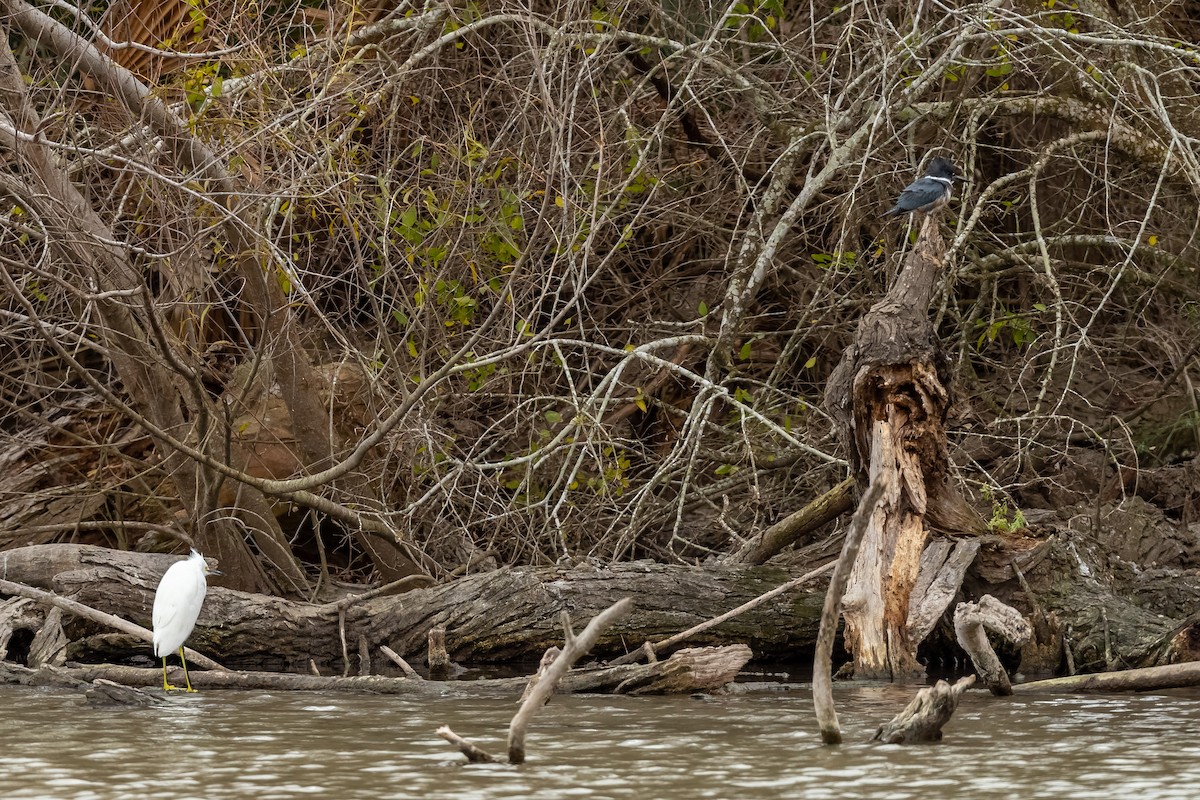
[
  {"x1": 0, "y1": 544, "x2": 827, "y2": 668},
  {"x1": 965, "y1": 501, "x2": 1200, "y2": 674},
  {"x1": 954, "y1": 595, "x2": 1032, "y2": 696},
  {"x1": 1013, "y1": 661, "x2": 1200, "y2": 694},
  {"x1": 825, "y1": 213, "x2": 986, "y2": 681},
  {"x1": 872, "y1": 675, "x2": 975, "y2": 744}
]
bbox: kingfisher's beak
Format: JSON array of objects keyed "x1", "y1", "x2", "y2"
[{"x1": 952, "y1": 173, "x2": 967, "y2": 183}]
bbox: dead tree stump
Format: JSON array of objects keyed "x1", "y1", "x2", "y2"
[{"x1": 825, "y1": 214, "x2": 986, "y2": 680}]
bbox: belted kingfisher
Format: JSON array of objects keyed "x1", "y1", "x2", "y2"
[{"x1": 883, "y1": 157, "x2": 964, "y2": 217}]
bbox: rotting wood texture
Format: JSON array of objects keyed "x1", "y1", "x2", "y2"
[{"x1": 825, "y1": 214, "x2": 985, "y2": 681}]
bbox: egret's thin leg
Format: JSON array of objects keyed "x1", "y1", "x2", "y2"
[
  {"x1": 161, "y1": 657, "x2": 177, "y2": 691},
  {"x1": 179, "y1": 647, "x2": 197, "y2": 692}
]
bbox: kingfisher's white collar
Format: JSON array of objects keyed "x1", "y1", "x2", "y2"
[{"x1": 927, "y1": 175, "x2": 954, "y2": 187}]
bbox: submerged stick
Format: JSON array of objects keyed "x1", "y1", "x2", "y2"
[
  {"x1": 437, "y1": 726, "x2": 495, "y2": 763},
  {"x1": 508, "y1": 598, "x2": 633, "y2": 764},
  {"x1": 872, "y1": 675, "x2": 975, "y2": 744},
  {"x1": 814, "y1": 481, "x2": 884, "y2": 745}
]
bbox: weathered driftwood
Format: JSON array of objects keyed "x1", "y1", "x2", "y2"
[
  {"x1": 1013, "y1": 661, "x2": 1200, "y2": 694},
  {"x1": 815, "y1": 482, "x2": 884, "y2": 745},
  {"x1": 380, "y1": 645, "x2": 422, "y2": 679},
  {"x1": 825, "y1": 214, "x2": 986, "y2": 680},
  {"x1": 508, "y1": 599, "x2": 632, "y2": 764},
  {"x1": 27, "y1": 606, "x2": 67, "y2": 667},
  {"x1": 427, "y1": 624, "x2": 450, "y2": 678},
  {"x1": 436, "y1": 600, "x2": 633, "y2": 764},
  {"x1": 954, "y1": 595, "x2": 1032, "y2": 696},
  {"x1": 0, "y1": 596, "x2": 40, "y2": 660},
  {"x1": 612, "y1": 645, "x2": 751, "y2": 695},
  {"x1": 0, "y1": 544, "x2": 826, "y2": 669},
  {"x1": 0, "y1": 643, "x2": 749, "y2": 697},
  {"x1": 437, "y1": 725, "x2": 495, "y2": 764},
  {"x1": 85, "y1": 679, "x2": 168, "y2": 707},
  {"x1": 0, "y1": 662, "x2": 165, "y2": 706},
  {"x1": 872, "y1": 675, "x2": 976, "y2": 744},
  {"x1": 521, "y1": 646, "x2": 562, "y2": 703},
  {"x1": 727, "y1": 477, "x2": 856, "y2": 565}
]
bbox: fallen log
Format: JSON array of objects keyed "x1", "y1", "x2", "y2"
[
  {"x1": 609, "y1": 561, "x2": 833, "y2": 666},
  {"x1": 1013, "y1": 661, "x2": 1200, "y2": 694},
  {"x1": 965, "y1": 501, "x2": 1200, "y2": 674},
  {"x1": 0, "y1": 544, "x2": 827, "y2": 668},
  {"x1": 726, "y1": 477, "x2": 856, "y2": 565},
  {"x1": 0, "y1": 574, "x2": 224, "y2": 670},
  {"x1": 0, "y1": 645, "x2": 752, "y2": 697}
]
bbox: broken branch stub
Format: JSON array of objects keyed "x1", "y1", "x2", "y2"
[
  {"x1": 954, "y1": 595, "x2": 1033, "y2": 696},
  {"x1": 872, "y1": 675, "x2": 976, "y2": 744}
]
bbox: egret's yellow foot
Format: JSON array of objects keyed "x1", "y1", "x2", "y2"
[
  {"x1": 161, "y1": 658, "x2": 179, "y2": 691},
  {"x1": 179, "y1": 647, "x2": 198, "y2": 693}
]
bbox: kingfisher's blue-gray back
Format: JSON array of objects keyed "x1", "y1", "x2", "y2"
[{"x1": 883, "y1": 157, "x2": 964, "y2": 218}]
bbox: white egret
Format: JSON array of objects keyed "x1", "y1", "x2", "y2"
[{"x1": 152, "y1": 550, "x2": 219, "y2": 692}]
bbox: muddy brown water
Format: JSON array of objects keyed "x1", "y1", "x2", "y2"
[{"x1": 3, "y1": 683, "x2": 1200, "y2": 799}]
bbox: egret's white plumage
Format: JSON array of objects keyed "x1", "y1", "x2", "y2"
[{"x1": 152, "y1": 549, "x2": 216, "y2": 692}]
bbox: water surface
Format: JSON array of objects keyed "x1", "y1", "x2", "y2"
[{"x1": 4, "y1": 683, "x2": 1199, "y2": 799}]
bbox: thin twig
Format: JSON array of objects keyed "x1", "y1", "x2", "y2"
[{"x1": 610, "y1": 562, "x2": 834, "y2": 666}]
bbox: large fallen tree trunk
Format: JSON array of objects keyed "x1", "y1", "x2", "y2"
[{"x1": 0, "y1": 544, "x2": 826, "y2": 669}]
